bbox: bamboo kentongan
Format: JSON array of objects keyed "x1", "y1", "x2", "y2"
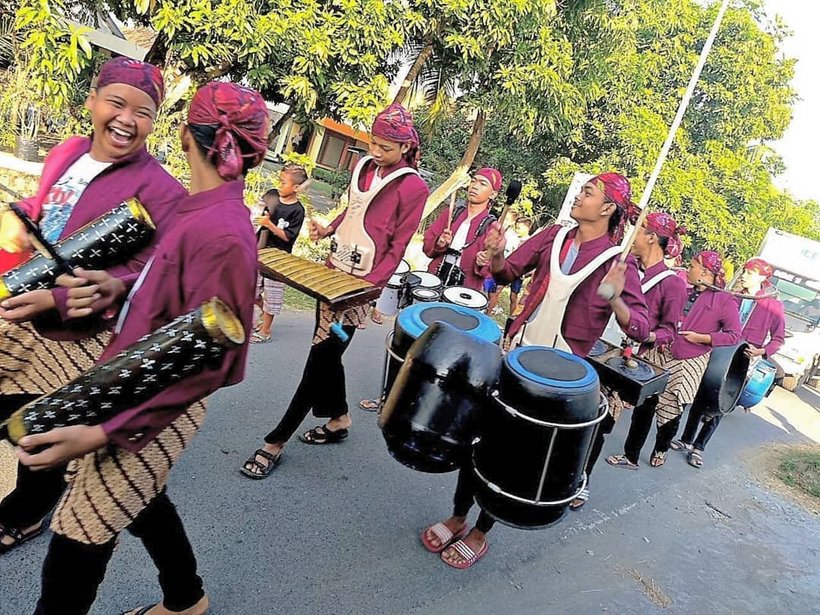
[
  {"x1": 3, "y1": 298, "x2": 245, "y2": 443},
  {"x1": 0, "y1": 199, "x2": 155, "y2": 300}
]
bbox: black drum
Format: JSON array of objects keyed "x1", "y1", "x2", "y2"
[
  {"x1": 379, "y1": 322, "x2": 502, "y2": 473},
  {"x1": 381, "y1": 302, "x2": 501, "y2": 407},
  {"x1": 473, "y1": 346, "x2": 608, "y2": 529},
  {"x1": 692, "y1": 343, "x2": 750, "y2": 418}
]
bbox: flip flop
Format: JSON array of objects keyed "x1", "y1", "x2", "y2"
[
  {"x1": 688, "y1": 450, "x2": 704, "y2": 468},
  {"x1": 441, "y1": 538, "x2": 489, "y2": 569},
  {"x1": 606, "y1": 454, "x2": 639, "y2": 470},
  {"x1": 299, "y1": 424, "x2": 349, "y2": 445},
  {"x1": 670, "y1": 439, "x2": 692, "y2": 452},
  {"x1": 650, "y1": 450, "x2": 667, "y2": 468},
  {"x1": 358, "y1": 399, "x2": 381, "y2": 412},
  {"x1": 250, "y1": 332, "x2": 271, "y2": 344},
  {"x1": 420, "y1": 522, "x2": 468, "y2": 554},
  {"x1": 569, "y1": 488, "x2": 589, "y2": 510}
]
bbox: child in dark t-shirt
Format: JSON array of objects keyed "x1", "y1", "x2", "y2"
[{"x1": 252, "y1": 164, "x2": 307, "y2": 342}]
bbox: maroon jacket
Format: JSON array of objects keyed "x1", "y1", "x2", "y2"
[
  {"x1": 423, "y1": 205, "x2": 493, "y2": 291},
  {"x1": 638, "y1": 261, "x2": 688, "y2": 355},
  {"x1": 739, "y1": 293, "x2": 785, "y2": 358},
  {"x1": 100, "y1": 181, "x2": 256, "y2": 452},
  {"x1": 671, "y1": 289, "x2": 742, "y2": 360},
  {"x1": 15, "y1": 136, "x2": 184, "y2": 335},
  {"x1": 330, "y1": 159, "x2": 429, "y2": 288},
  {"x1": 493, "y1": 225, "x2": 650, "y2": 357}
]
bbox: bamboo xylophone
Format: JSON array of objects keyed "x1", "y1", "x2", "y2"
[{"x1": 258, "y1": 248, "x2": 383, "y2": 310}]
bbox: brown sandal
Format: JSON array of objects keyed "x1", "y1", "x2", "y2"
[{"x1": 650, "y1": 451, "x2": 667, "y2": 468}]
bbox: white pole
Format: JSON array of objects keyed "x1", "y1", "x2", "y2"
[{"x1": 599, "y1": 0, "x2": 732, "y2": 298}]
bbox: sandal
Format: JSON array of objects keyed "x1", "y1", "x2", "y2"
[
  {"x1": 670, "y1": 439, "x2": 692, "y2": 452},
  {"x1": 250, "y1": 332, "x2": 271, "y2": 344},
  {"x1": 606, "y1": 454, "x2": 639, "y2": 470},
  {"x1": 371, "y1": 312, "x2": 384, "y2": 326},
  {"x1": 299, "y1": 424, "x2": 349, "y2": 445},
  {"x1": 421, "y1": 522, "x2": 468, "y2": 554},
  {"x1": 570, "y1": 488, "x2": 589, "y2": 510},
  {"x1": 358, "y1": 398, "x2": 381, "y2": 412},
  {"x1": 0, "y1": 521, "x2": 44, "y2": 555},
  {"x1": 240, "y1": 448, "x2": 282, "y2": 479},
  {"x1": 688, "y1": 450, "x2": 704, "y2": 468},
  {"x1": 122, "y1": 596, "x2": 209, "y2": 615},
  {"x1": 650, "y1": 450, "x2": 667, "y2": 468},
  {"x1": 441, "y1": 537, "x2": 489, "y2": 569}
]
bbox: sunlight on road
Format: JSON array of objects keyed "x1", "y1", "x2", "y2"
[{"x1": 754, "y1": 386, "x2": 820, "y2": 444}]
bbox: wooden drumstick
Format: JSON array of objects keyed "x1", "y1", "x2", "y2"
[{"x1": 446, "y1": 190, "x2": 456, "y2": 233}]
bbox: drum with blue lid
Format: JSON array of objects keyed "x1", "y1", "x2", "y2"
[
  {"x1": 473, "y1": 345, "x2": 607, "y2": 529},
  {"x1": 379, "y1": 302, "x2": 501, "y2": 413},
  {"x1": 738, "y1": 359, "x2": 777, "y2": 408},
  {"x1": 380, "y1": 321, "x2": 502, "y2": 473}
]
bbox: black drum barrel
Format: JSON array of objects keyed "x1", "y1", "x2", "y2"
[
  {"x1": 380, "y1": 322, "x2": 502, "y2": 473},
  {"x1": 692, "y1": 343, "x2": 750, "y2": 418},
  {"x1": 383, "y1": 302, "x2": 501, "y2": 403},
  {"x1": 473, "y1": 346, "x2": 606, "y2": 529}
]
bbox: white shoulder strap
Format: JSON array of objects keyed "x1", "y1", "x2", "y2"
[{"x1": 641, "y1": 268, "x2": 677, "y2": 294}]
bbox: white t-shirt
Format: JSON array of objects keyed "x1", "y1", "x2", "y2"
[
  {"x1": 504, "y1": 228, "x2": 522, "y2": 257},
  {"x1": 445, "y1": 217, "x2": 472, "y2": 267},
  {"x1": 40, "y1": 154, "x2": 112, "y2": 242}
]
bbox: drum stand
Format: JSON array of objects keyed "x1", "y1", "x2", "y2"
[
  {"x1": 377, "y1": 330, "x2": 402, "y2": 413},
  {"x1": 473, "y1": 392, "x2": 609, "y2": 510}
]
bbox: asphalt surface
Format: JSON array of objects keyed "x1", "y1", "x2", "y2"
[{"x1": 1, "y1": 310, "x2": 818, "y2": 615}]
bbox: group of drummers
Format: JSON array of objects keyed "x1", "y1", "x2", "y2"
[{"x1": 0, "y1": 57, "x2": 788, "y2": 615}]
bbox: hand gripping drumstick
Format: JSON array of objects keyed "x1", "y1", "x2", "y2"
[
  {"x1": 596, "y1": 0, "x2": 731, "y2": 300},
  {"x1": 446, "y1": 191, "x2": 457, "y2": 233}
]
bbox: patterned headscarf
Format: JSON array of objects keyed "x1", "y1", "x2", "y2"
[
  {"x1": 696, "y1": 250, "x2": 726, "y2": 288},
  {"x1": 371, "y1": 103, "x2": 420, "y2": 168},
  {"x1": 97, "y1": 57, "x2": 164, "y2": 109},
  {"x1": 590, "y1": 172, "x2": 637, "y2": 243},
  {"x1": 644, "y1": 212, "x2": 685, "y2": 259},
  {"x1": 475, "y1": 168, "x2": 503, "y2": 191},
  {"x1": 187, "y1": 82, "x2": 269, "y2": 181},
  {"x1": 744, "y1": 257, "x2": 774, "y2": 279}
]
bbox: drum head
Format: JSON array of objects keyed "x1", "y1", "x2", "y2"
[
  {"x1": 395, "y1": 302, "x2": 501, "y2": 345},
  {"x1": 395, "y1": 259, "x2": 411, "y2": 275},
  {"x1": 507, "y1": 346, "x2": 597, "y2": 389},
  {"x1": 387, "y1": 273, "x2": 404, "y2": 288},
  {"x1": 443, "y1": 286, "x2": 489, "y2": 310},
  {"x1": 411, "y1": 271, "x2": 442, "y2": 289},
  {"x1": 412, "y1": 288, "x2": 440, "y2": 302}
]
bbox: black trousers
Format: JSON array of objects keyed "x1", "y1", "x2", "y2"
[
  {"x1": 0, "y1": 394, "x2": 66, "y2": 531},
  {"x1": 680, "y1": 403, "x2": 722, "y2": 451},
  {"x1": 34, "y1": 490, "x2": 203, "y2": 615},
  {"x1": 654, "y1": 415, "x2": 682, "y2": 454},
  {"x1": 620, "y1": 396, "x2": 660, "y2": 465},
  {"x1": 452, "y1": 460, "x2": 495, "y2": 534},
  {"x1": 265, "y1": 315, "x2": 356, "y2": 444},
  {"x1": 584, "y1": 413, "x2": 616, "y2": 481}
]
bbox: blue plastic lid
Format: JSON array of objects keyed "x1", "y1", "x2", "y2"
[
  {"x1": 506, "y1": 346, "x2": 598, "y2": 390},
  {"x1": 396, "y1": 302, "x2": 501, "y2": 344}
]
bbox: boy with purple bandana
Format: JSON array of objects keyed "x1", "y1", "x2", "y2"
[{"x1": 0, "y1": 57, "x2": 183, "y2": 557}]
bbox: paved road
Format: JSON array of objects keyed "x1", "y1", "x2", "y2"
[{"x1": 1, "y1": 311, "x2": 818, "y2": 614}]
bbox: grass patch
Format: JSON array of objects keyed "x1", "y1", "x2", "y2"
[
  {"x1": 283, "y1": 286, "x2": 317, "y2": 312},
  {"x1": 309, "y1": 179, "x2": 335, "y2": 197},
  {"x1": 778, "y1": 449, "x2": 820, "y2": 499}
]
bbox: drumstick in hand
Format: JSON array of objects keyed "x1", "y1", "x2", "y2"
[{"x1": 446, "y1": 191, "x2": 456, "y2": 232}]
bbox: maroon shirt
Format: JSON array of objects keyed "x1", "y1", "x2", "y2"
[
  {"x1": 100, "y1": 181, "x2": 256, "y2": 452},
  {"x1": 423, "y1": 205, "x2": 492, "y2": 291},
  {"x1": 739, "y1": 293, "x2": 785, "y2": 358},
  {"x1": 671, "y1": 289, "x2": 742, "y2": 360},
  {"x1": 638, "y1": 261, "x2": 688, "y2": 355},
  {"x1": 493, "y1": 225, "x2": 649, "y2": 357},
  {"x1": 17, "y1": 137, "x2": 184, "y2": 329},
  {"x1": 330, "y1": 158, "x2": 429, "y2": 288}
]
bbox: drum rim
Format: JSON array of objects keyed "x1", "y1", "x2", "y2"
[
  {"x1": 386, "y1": 274, "x2": 404, "y2": 288},
  {"x1": 506, "y1": 346, "x2": 598, "y2": 390},
  {"x1": 396, "y1": 302, "x2": 501, "y2": 344},
  {"x1": 443, "y1": 286, "x2": 489, "y2": 308},
  {"x1": 395, "y1": 259, "x2": 411, "y2": 275},
  {"x1": 409, "y1": 270, "x2": 442, "y2": 288}
]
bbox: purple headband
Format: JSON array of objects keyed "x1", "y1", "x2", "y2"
[{"x1": 97, "y1": 57, "x2": 165, "y2": 109}]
